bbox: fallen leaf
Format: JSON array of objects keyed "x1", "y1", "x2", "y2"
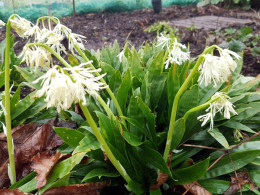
[
  {"x1": 0, "y1": 119, "x2": 76, "y2": 188},
  {"x1": 0, "y1": 188, "x2": 33, "y2": 195},
  {"x1": 150, "y1": 172, "x2": 169, "y2": 190},
  {"x1": 42, "y1": 182, "x2": 107, "y2": 195},
  {"x1": 31, "y1": 150, "x2": 62, "y2": 189},
  {"x1": 224, "y1": 170, "x2": 258, "y2": 195},
  {"x1": 183, "y1": 181, "x2": 212, "y2": 195}
]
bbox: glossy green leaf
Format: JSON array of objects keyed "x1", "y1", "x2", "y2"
[
  {"x1": 109, "y1": 70, "x2": 122, "y2": 94},
  {"x1": 100, "y1": 61, "x2": 115, "y2": 81},
  {"x1": 82, "y1": 168, "x2": 120, "y2": 182},
  {"x1": 11, "y1": 91, "x2": 37, "y2": 120},
  {"x1": 18, "y1": 178, "x2": 37, "y2": 193},
  {"x1": 233, "y1": 102, "x2": 260, "y2": 121},
  {"x1": 137, "y1": 97, "x2": 157, "y2": 145},
  {"x1": 205, "y1": 150, "x2": 260, "y2": 178},
  {"x1": 10, "y1": 172, "x2": 36, "y2": 190},
  {"x1": 178, "y1": 85, "x2": 199, "y2": 118},
  {"x1": 137, "y1": 141, "x2": 171, "y2": 176},
  {"x1": 47, "y1": 152, "x2": 86, "y2": 183},
  {"x1": 14, "y1": 66, "x2": 41, "y2": 89},
  {"x1": 173, "y1": 158, "x2": 210, "y2": 184},
  {"x1": 53, "y1": 127, "x2": 85, "y2": 148},
  {"x1": 198, "y1": 179, "x2": 230, "y2": 194},
  {"x1": 249, "y1": 170, "x2": 260, "y2": 187},
  {"x1": 223, "y1": 120, "x2": 256, "y2": 133},
  {"x1": 130, "y1": 50, "x2": 144, "y2": 81},
  {"x1": 147, "y1": 50, "x2": 164, "y2": 82},
  {"x1": 123, "y1": 131, "x2": 143, "y2": 146},
  {"x1": 10, "y1": 85, "x2": 21, "y2": 110},
  {"x1": 171, "y1": 118, "x2": 185, "y2": 150},
  {"x1": 150, "y1": 74, "x2": 167, "y2": 111},
  {"x1": 208, "y1": 128, "x2": 230, "y2": 149},
  {"x1": 73, "y1": 131, "x2": 100, "y2": 154},
  {"x1": 126, "y1": 180, "x2": 145, "y2": 195},
  {"x1": 84, "y1": 49, "x2": 100, "y2": 69},
  {"x1": 39, "y1": 172, "x2": 72, "y2": 194},
  {"x1": 116, "y1": 69, "x2": 131, "y2": 115}
]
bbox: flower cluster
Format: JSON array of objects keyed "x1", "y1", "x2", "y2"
[
  {"x1": 156, "y1": 33, "x2": 171, "y2": 50},
  {"x1": 198, "y1": 92, "x2": 237, "y2": 130},
  {"x1": 198, "y1": 48, "x2": 241, "y2": 88},
  {"x1": 164, "y1": 39, "x2": 190, "y2": 69},
  {"x1": 10, "y1": 16, "x2": 86, "y2": 68},
  {"x1": 33, "y1": 62, "x2": 106, "y2": 112}
]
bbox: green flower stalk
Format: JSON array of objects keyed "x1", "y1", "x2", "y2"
[
  {"x1": 4, "y1": 15, "x2": 17, "y2": 184},
  {"x1": 163, "y1": 44, "x2": 240, "y2": 162}
]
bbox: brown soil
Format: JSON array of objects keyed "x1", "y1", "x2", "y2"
[{"x1": 0, "y1": 4, "x2": 259, "y2": 76}]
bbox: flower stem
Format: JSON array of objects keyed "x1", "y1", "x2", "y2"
[
  {"x1": 96, "y1": 94, "x2": 114, "y2": 117},
  {"x1": 5, "y1": 18, "x2": 16, "y2": 184},
  {"x1": 74, "y1": 44, "x2": 126, "y2": 126},
  {"x1": 26, "y1": 43, "x2": 72, "y2": 68},
  {"x1": 163, "y1": 45, "x2": 216, "y2": 162},
  {"x1": 79, "y1": 102, "x2": 131, "y2": 183},
  {"x1": 183, "y1": 96, "x2": 221, "y2": 122}
]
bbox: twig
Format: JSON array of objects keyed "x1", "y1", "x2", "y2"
[
  {"x1": 182, "y1": 144, "x2": 226, "y2": 151},
  {"x1": 231, "y1": 130, "x2": 260, "y2": 150},
  {"x1": 207, "y1": 153, "x2": 226, "y2": 172}
]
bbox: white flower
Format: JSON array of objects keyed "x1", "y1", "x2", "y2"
[
  {"x1": 65, "y1": 61, "x2": 107, "y2": 104},
  {"x1": 198, "y1": 48, "x2": 241, "y2": 88},
  {"x1": 156, "y1": 33, "x2": 171, "y2": 50},
  {"x1": 67, "y1": 33, "x2": 86, "y2": 55},
  {"x1": 117, "y1": 51, "x2": 125, "y2": 63},
  {"x1": 21, "y1": 46, "x2": 52, "y2": 69},
  {"x1": 0, "y1": 20, "x2": 5, "y2": 28},
  {"x1": 33, "y1": 66, "x2": 75, "y2": 112},
  {"x1": 164, "y1": 39, "x2": 190, "y2": 69},
  {"x1": 211, "y1": 92, "x2": 237, "y2": 119},
  {"x1": 9, "y1": 17, "x2": 33, "y2": 38},
  {"x1": 197, "y1": 92, "x2": 237, "y2": 130},
  {"x1": 198, "y1": 54, "x2": 223, "y2": 87},
  {"x1": 53, "y1": 24, "x2": 85, "y2": 54}
]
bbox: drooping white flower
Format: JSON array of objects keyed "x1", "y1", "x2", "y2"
[
  {"x1": 0, "y1": 20, "x2": 5, "y2": 28},
  {"x1": 9, "y1": 17, "x2": 33, "y2": 38},
  {"x1": 21, "y1": 46, "x2": 52, "y2": 69},
  {"x1": 211, "y1": 92, "x2": 237, "y2": 119},
  {"x1": 198, "y1": 54, "x2": 223, "y2": 87},
  {"x1": 117, "y1": 51, "x2": 125, "y2": 63},
  {"x1": 33, "y1": 66, "x2": 75, "y2": 112},
  {"x1": 65, "y1": 61, "x2": 107, "y2": 104},
  {"x1": 156, "y1": 33, "x2": 171, "y2": 50},
  {"x1": 198, "y1": 48, "x2": 241, "y2": 88},
  {"x1": 197, "y1": 92, "x2": 237, "y2": 130},
  {"x1": 67, "y1": 33, "x2": 86, "y2": 55},
  {"x1": 164, "y1": 39, "x2": 190, "y2": 69}
]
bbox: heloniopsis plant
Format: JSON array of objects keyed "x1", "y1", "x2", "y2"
[{"x1": 0, "y1": 16, "x2": 259, "y2": 195}]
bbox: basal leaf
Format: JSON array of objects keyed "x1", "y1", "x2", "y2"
[
  {"x1": 73, "y1": 131, "x2": 100, "y2": 154},
  {"x1": 53, "y1": 127, "x2": 85, "y2": 148},
  {"x1": 123, "y1": 131, "x2": 143, "y2": 146},
  {"x1": 205, "y1": 150, "x2": 260, "y2": 178},
  {"x1": 108, "y1": 70, "x2": 122, "y2": 94},
  {"x1": 10, "y1": 85, "x2": 21, "y2": 110},
  {"x1": 82, "y1": 168, "x2": 120, "y2": 182},
  {"x1": 116, "y1": 69, "x2": 131, "y2": 115},
  {"x1": 208, "y1": 128, "x2": 230, "y2": 149},
  {"x1": 223, "y1": 120, "x2": 256, "y2": 133},
  {"x1": 171, "y1": 118, "x2": 186, "y2": 150},
  {"x1": 198, "y1": 179, "x2": 230, "y2": 194},
  {"x1": 173, "y1": 158, "x2": 210, "y2": 185}
]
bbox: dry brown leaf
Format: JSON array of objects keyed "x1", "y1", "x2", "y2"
[
  {"x1": 0, "y1": 119, "x2": 76, "y2": 188},
  {"x1": 0, "y1": 188, "x2": 33, "y2": 195},
  {"x1": 31, "y1": 150, "x2": 62, "y2": 189},
  {"x1": 150, "y1": 172, "x2": 169, "y2": 190},
  {"x1": 224, "y1": 170, "x2": 258, "y2": 195},
  {"x1": 183, "y1": 181, "x2": 212, "y2": 195},
  {"x1": 42, "y1": 182, "x2": 107, "y2": 195}
]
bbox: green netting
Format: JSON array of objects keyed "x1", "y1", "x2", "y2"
[{"x1": 0, "y1": 0, "x2": 199, "y2": 22}]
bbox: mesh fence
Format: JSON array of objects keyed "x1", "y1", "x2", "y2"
[{"x1": 0, "y1": 0, "x2": 199, "y2": 22}]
